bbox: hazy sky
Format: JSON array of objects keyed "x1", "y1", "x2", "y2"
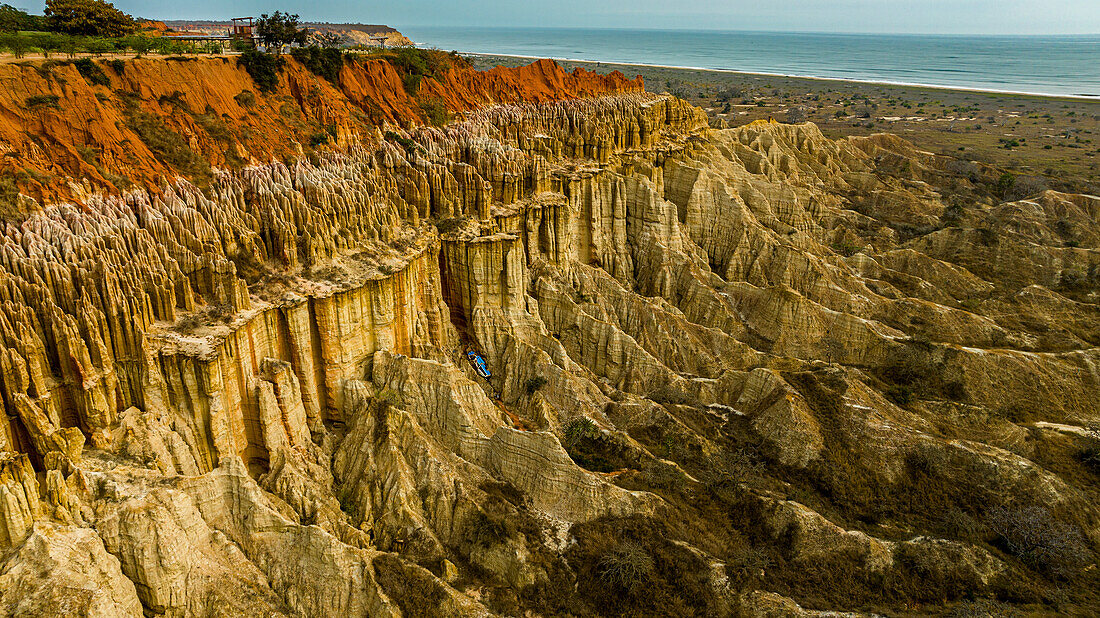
[{"x1": 24, "y1": 0, "x2": 1100, "y2": 35}]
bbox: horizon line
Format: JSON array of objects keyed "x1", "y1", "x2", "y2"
[{"x1": 396, "y1": 24, "x2": 1100, "y2": 38}]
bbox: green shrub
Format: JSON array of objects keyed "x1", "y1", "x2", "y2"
[
  {"x1": 568, "y1": 516, "x2": 719, "y2": 615},
  {"x1": 383, "y1": 130, "x2": 421, "y2": 154},
  {"x1": 59, "y1": 35, "x2": 77, "y2": 58},
  {"x1": 290, "y1": 45, "x2": 343, "y2": 83},
  {"x1": 418, "y1": 96, "x2": 450, "y2": 127},
  {"x1": 993, "y1": 172, "x2": 1015, "y2": 198},
  {"x1": 1, "y1": 33, "x2": 30, "y2": 58},
  {"x1": 1059, "y1": 268, "x2": 1090, "y2": 293},
  {"x1": 107, "y1": 58, "x2": 123, "y2": 74},
  {"x1": 941, "y1": 200, "x2": 965, "y2": 226},
  {"x1": 563, "y1": 417, "x2": 599, "y2": 447},
  {"x1": 648, "y1": 381, "x2": 693, "y2": 405},
  {"x1": 642, "y1": 459, "x2": 683, "y2": 490},
  {"x1": 157, "y1": 90, "x2": 189, "y2": 110},
  {"x1": 389, "y1": 46, "x2": 429, "y2": 77},
  {"x1": 127, "y1": 34, "x2": 151, "y2": 56},
  {"x1": 356, "y1": 47, "x2": 466, "y2": 95},
  {"x1": 700, "y1": 447, "x2": 764, "y2": 490},
  {"x1": 974, "y1": 226, "x2": 999, "y2": 246},
  {"x1": 152, "y1": 37, "x2": 173, "y2": 55},
  {"x1": 943, "y1": 380, "x2": 967, "y2": 401},
  {"x1": 31, "y1": 33, "x2": 62, "y2": 58},
  {"x1": 0, "y1": 4, "x2": 46, "y2": 32},
  {"x1": 236, "y1": 49, "x2": 284, "y2": 93},
  {"x1": 72, "y1": 58, "x2": 109, "y2": 86},
  {"x1": 947, "y1": 599, "x2": 1021, "y2": 618},
  {"x1": 25, "y1": 94, "x2": 60, "y2": 109},
  {"x1": 191, "y1": 106, "x2": 232, "y2": 144},
  {"x1": 830, "y1": 239, "x2": 861, "y2": 257},
  {"x1": 881, "y1": 343, "x2": 933, "y2": 388},
  {"x1": 728, "y1": 545, "x2": 772, "y2": 582},
  {"x1": 401, "y1": 72, "x2": 421, "y2": 95},
  {"x1": 84, "y1": 37, "x2": 109, "y2": 56},
  {"x1": 561, "y1": 417, "x2": 629, "y2": 473}
]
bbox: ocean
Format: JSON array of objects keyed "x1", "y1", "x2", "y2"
[{"x1": 402, "y1": 27, "x2": 1100, "y2": 98}]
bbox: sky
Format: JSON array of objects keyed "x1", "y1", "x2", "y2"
[{"x1": 21, "y1": 0, "x2": 1100, "y2": 35}]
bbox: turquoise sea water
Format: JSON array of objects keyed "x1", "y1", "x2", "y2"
[{"x1": 402, "y1": 27, "x2": 1100, "y2": 98}]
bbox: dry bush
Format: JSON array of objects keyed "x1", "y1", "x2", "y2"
[
  {"x1": 700, "y1": 447, "x2": 764, "y2": 492},
  {"x1": 567, "y1": 515, "x2": 720, "y2": 616},
  {"x1": 372, "y1": 554, "x2": 448, "y2": 617},
  {"x1": 464, "y1": 508, "x2": 514, "y2": 549},
  {"x1": 987, "y1": 506, "x2": 1091, "y2": 577},
  {"x1": 599, "y1": 541, "x2": 655, "y2": 592},
  {"x1": 1081, "y1": 422, "x2": 1100, "y2": 473}
]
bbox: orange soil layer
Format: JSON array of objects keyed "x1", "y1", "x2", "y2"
[{"x1": 0, "y1": 57, "x2": 642, "y2": 205}]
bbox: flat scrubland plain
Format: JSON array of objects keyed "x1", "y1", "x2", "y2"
[{"x1": 469, "y1": 54, "x2": 1100, "y2": 194}]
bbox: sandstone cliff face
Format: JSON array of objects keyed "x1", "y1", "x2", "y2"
[
  {"x1": 0, "y1": 58, "x2": 1098, "y2": 617},
  {"x1": 0, "y1": 55, "x2": 642, "y2": 206}
]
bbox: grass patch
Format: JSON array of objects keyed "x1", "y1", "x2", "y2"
[
  {"x1": 0, "y1": 173, "x2": 25, "y2": 221},
  {"x1": 234, "y1": 89, "x2": 256, "y2": 108},
  {"x1": 124, "y1": 109, "x2": 212, "y2": 185},
  {"x1": 419, "y1": 96, "x2": 451, "y2": 127}
]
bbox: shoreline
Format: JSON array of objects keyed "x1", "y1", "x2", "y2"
[
  {"x1": 467, "y1": 52, "x2": 1099, "y2": 190},
  {"x1": 458, "y1": 51, "x2": 1100, "y2": 101}
]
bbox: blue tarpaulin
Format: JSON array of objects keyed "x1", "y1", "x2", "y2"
[{"x1": 466, "y1": 351, "x2": 491, "y2": 379}]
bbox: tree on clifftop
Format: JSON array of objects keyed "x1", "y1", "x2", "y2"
[
  {"x1": 256, "y1": 11, "x2": 308, "y2": 52},
  {"x1": 0, "y1": 4, "x2": 46, "y2": 32},
  {"x1": 44, "y1": 0, "x2": 135, "y2": 37}
]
